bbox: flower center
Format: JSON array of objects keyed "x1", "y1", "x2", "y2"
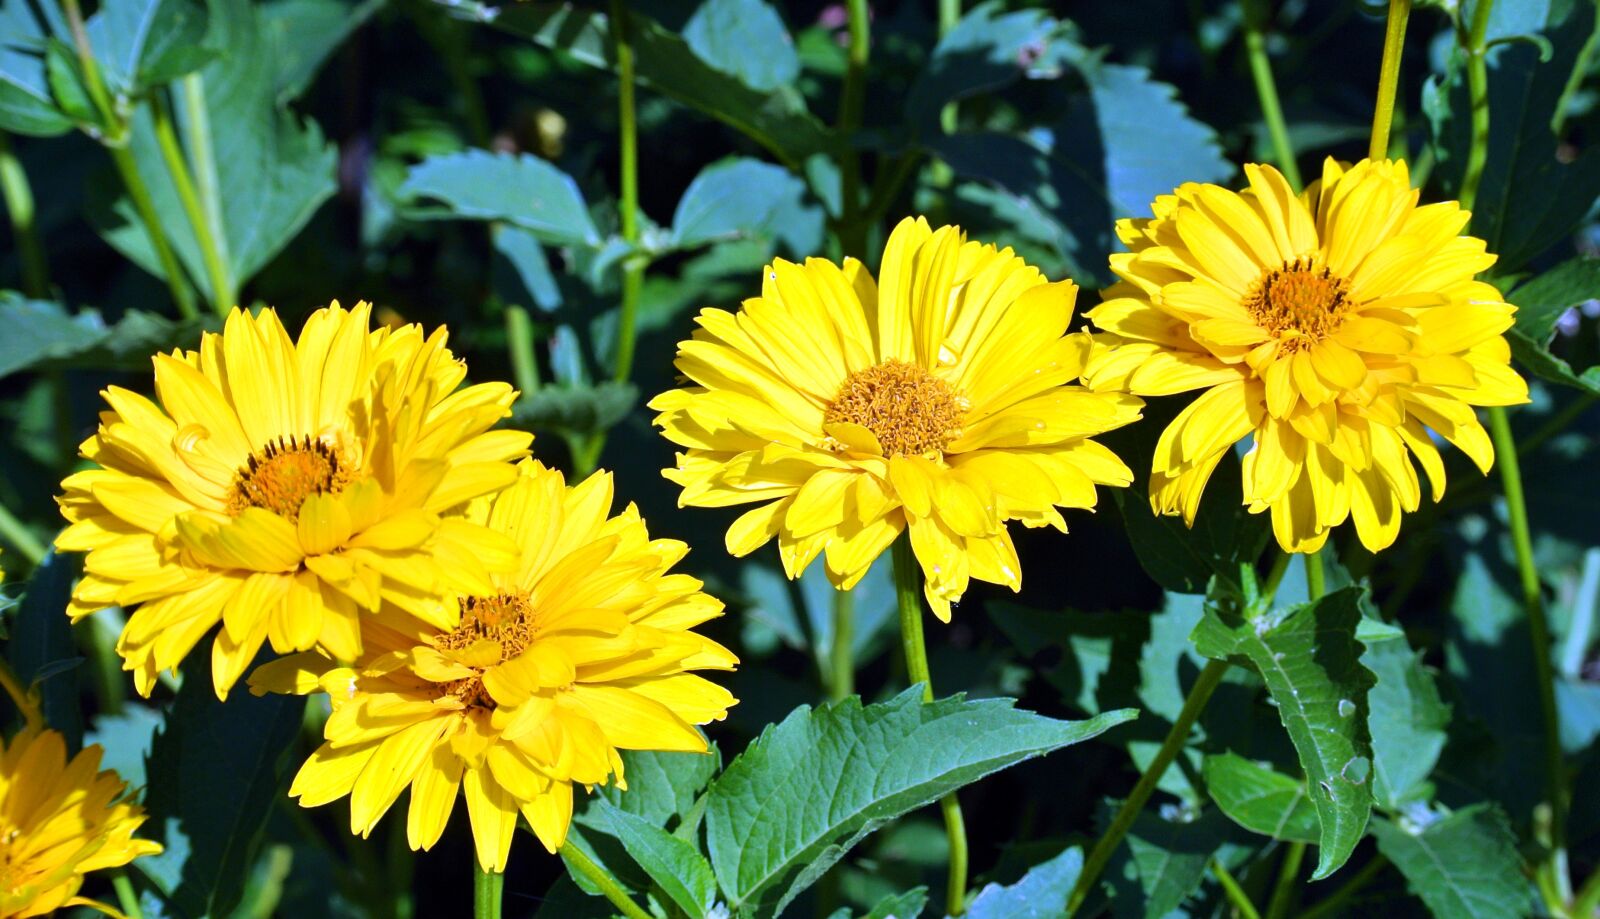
[
  {"x1": 227, "y1": 436, "x2": 353, "y2": 520},
  {"x1": 434, "y1": 593, "x2": 537, "y2": 708},
  {"x1": 1243, "y1": 258, "x2": 1354, "y2": 351},
  {"x1": 823, "y1": 360, "x2": 965, "y2": 458}
]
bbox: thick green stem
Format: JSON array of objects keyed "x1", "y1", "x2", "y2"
[
  {"x1": 1304, "y1": 550, "x2": 1326, "y2": 600},
  {"x1": 0, "y1": 500, "x2": 46, "y2": 564},
  {"x1": 1212, "y1": 857, "x2": 1262, "y2": 919},
  {"x1": 892, "y1": 536, "x2": 969, "y2": 914},
  {"x1": 151, "y1": 91, "x2": 234, "y2": 314},
  {"x1": 472, "y1": 862, "x2": 501, "y2": 919},
  {"x1": 1242, "y1": 0, "x2": 1302, "y2": 189},
  {"x1": 1369, "y1": 0, "x2": 1413, "y2": 160},
  {"x1": 1069, "y1": 657, "x2": 1230, "y2": 915},
  {"x1": 828, "y1": 587, "x2": 854, "y2": 701},
  {"x1": 0, "y1": 132, "x2": 48, "y2": 297},
  {"x1": 1553, "y1": 7, "x2": 1600, "y2": 135},
  {"x1": 607, "y1": 0, "x2": 642, "y2": 385},
  {"x1": 834, "y1": 0, "x2": 870, "y2": 258},
  {"x1": 1457, "y1": 0, "x2": 1494, "y2": 213},
  {"x1": 1264, "y1": 841, "x2": 1306, "y2": 919},
  {"x1": 1488, "y1": 405, "x2": 1570, "y2": 900},
  {"x1": 503, "y1": 304, "x2": 540, "y2": 398},
  {"x1": 113, "y1": 870, "x2": 145, "y2": 919},
  {"x1": 561, "y1": 843, "x2": 652, "y2": 919}
]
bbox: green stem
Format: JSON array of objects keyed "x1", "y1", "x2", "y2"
[
  {"x1": 607, "y1": 0, "x2": 642, "y2": 385},
  {"x1": 1297, "y1": 856, "x2": 1389, "y2": 919},
  {"x1": 1368, "y1": 0, "x2": 1413, "y2": 160},
  {"x1": 1488, "y1": 405, "x2": 1570, "y2": 900},
  {"x1": 561, "y1": 843, "x2": 652, "y2": 919},
  {"x1": 829, "y1": 587, "x2": 854, "y2": 701},
  {"x1": 1212, "y1": 857, "x2": 1262, "y2": 919},
  {"x1": 151, "y1": 91, "x2": 234, "y2": 314},
  {"x1": 1261, "y1": 549, "x2": 1293, "y2": 605},
  {"x1": 1552, "y1": 2, "x2": 1600, "y2": 135},
  {"x1": 472, "y1": 862, "x2": 502, "y2": 919},
  {"x1": 1518, "y1": 393, "x2": 1597, "y2": 458},
  {"x1": 112, "y1": 870, "x2": 145, "y2": 919},
  {"x1": 1457, "y1": 0, "x2": 1495, "y2": 213},
  {"x1": 835, "y1": 0, "x2": 870, "y2": 258},
  {"x1": 1304, "y1": 550, "x2": 1326, "y2": 600},
  {"x1": 1573, "y1": 856, "x2": 1600, "y2": 917},
  {"x1": 1264, "y1": 841, "x2": 1306, "y2": 919},
  {"x1": 892, "y1": 536, "x2": 969, "y2": 915},
  {"x1": 503, "y1": 303, "x2": 540, "y2": 398},
  {"x1": 0, "y1": 132, "x2": 48, "y2": 297},
  {"x1": 0, "y1": 500, "x2": 46, "y2": 564},
  {"x1": 178, "y1": 75, "x2": 229, "y2": 298},
  {"x1": 1242, "y1": 0, "x2": 1302, "y2": 189},
  {"x1": 1068, "y1": 657, "x2": 1231, "y2": 915}
]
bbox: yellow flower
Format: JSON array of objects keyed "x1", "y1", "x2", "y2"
[
  {"x1": 1084, "y1": 158, "x2": 1529, "y2": 553},
  {"x1": 250, "y1": 461, "x2": 737, "y2": 872},
  {"x1": 651, "y1": 217, "x2": 1143, "y2": 619},
  {"x1": 55, "y1": 302, "x2": 532, "y2": 698},
  {"x1": 0, "y1": 727, "x2": 162, "y2": 918}
]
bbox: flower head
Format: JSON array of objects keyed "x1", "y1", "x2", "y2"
[
  {"x1": 56, "y1": 302, "x2": 532, "y2": 698},
  {"x1": 0, "y1": 727, "x2": 162, "y2": 918},
  {"x1": 651, "y1": 217, "x2": 1143, "y2": 619},
  {"x1": 251, "y1": 461, "x2": 737, "y2": 872},
  {"x1": 1085, "y1": 158, "x2": 1529, "y2": 553}
]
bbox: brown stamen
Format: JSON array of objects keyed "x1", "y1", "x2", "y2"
[
  {"x1": 226, "y1": 435, "x2": 353, "y2": 519},
  {"x1": 1242, "y1": 258, "x2": 1354, "y2": 353},
  {"x1": 433, "y1": 593, "x2": 537, "y2": 709},
  {"x1": 823, "y1": 359, "x2": 965, "y2": 458}
]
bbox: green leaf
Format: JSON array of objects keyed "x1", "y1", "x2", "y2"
[
  {"x1": 591, "y1": 799, "x2": 718, "y2": 919},
  {"x1": 44, "y1": 38, "x2": 99, "y2": 125},
  {"x1": 681, "y1": 0, "x2": 798, "y2": 93},
  {"x1": 84, "y1": 704, "x2": 164, "y2": 796},
  {"x1": 400, "y1": 148, "x2": 601, "y2": 247},
  {"x1": 670, "y1": 156, "x2": 818, "y2": 251},
  {"x1": 455, "y1": 1, "x2": 838, "y2": 171},
  {"x1": 596, "y1": 748, "x2": 720, "y2": 827},
  {"x1": 1203, "y1": 753, "x2": 1319, "y2": 843},
  {"x1": 261, "y1": 0, "x2": 384, "y2": 103},
  {"x1": 1192, "y1": 586, "x2": 1375, "y2": 879},
  {"x1": 512, "y1": 381, "x2": 638, "y2": 437},
  {"x1": 86, "y1": 0, "x2": 213, "y2": 94},
  {"x1": 961, "y1": 846, "x2": 1081, "y2": 919},
  {"x1": 1113, "y1": 444, "x2": 1267, "y2": 595},
  {"x1": 7, "y1": 551, "x2": 83, "y2": 749},
  {"x1": 0, "y1": 295, "x2": 208, "y2": 380},
  {"x1": 136, "y1": 656, "x2": 306, "y2": 918},
  {"x1": 1362, "y1": 635, "x2": 1450, "y2": 810},
  {"x1": 1120, "y1": 806, "x2": 1234, "y2": 918},
  {"x1": 864, "y1": 888, "x2": 928, "y2": 919},
  {"x1": 1370, "y1": 805, "x2": 1534, "y2": 919},
  {"x1": 704, "y1": 688, "x2": 1136, "y2": 916},
  {"x1": 906, "y1": 3, "x2": 1065, "y2": 129},
  {"x1": 0, "y1": 0, "x2": 73, "y2": 136},
  {"x1": 1505, "y1": 257, "x2": 1600, "y2": 395}
]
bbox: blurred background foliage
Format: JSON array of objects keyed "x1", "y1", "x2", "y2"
[{"x1": 1, "y1": 0, "x2": 1599, "y2": 916}]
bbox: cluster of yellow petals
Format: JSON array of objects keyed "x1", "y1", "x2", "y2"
[
  {"x1": 1084, "y1": 158, "x2": 1528, "y2": 552},
  {"x1": 249, "y1": 461, "x2": 737, "y2": 872},
  {"x1": 55, "y1": 302, "x2": 532, "y2": 698},
  {"x1": 0, "y1": 728, "x2": 161, "y2": 918},
  {"x1": 651, "y1": 217, "x2": 1144, "y2": 619}
]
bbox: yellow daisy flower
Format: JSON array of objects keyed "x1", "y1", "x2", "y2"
[
  {"x1": 650, "y1": 217, "x2": 1143, "y2": 619},
  {"x1": 0, "y1": 727, "x2": 162, "y2": 918},
  {"x1": 249, "y1": 461, "x2": 737, "y2": 873},
  {"x1": 55, "y1": 301, "x2": 532, "y2": 698},
  {"x1": 1084, "y1": 158, "x2": 1529, "y2": 553}
]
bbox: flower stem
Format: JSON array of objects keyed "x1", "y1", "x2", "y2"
[
  {"x1": 1264, "y1": 841, "x2": 1306, "y2": 919},
  {"x1": 561, "y1": 843, "x2": 652, "y2": 919},
  {"x1": 1068, "y1": 657, "x2": 1230, "y2": 916},
  {"x1": 151, "y1": 91, "x2": 234, "y2": 315},
  {"x1": 607, "y1": 0, "x2": 642, "y2": 385},
  {"x1": 1488, "y1": 404, "x2": 1570, "y2": 900},
  {"x1": 113, "y1": 870, "x2": 145, "y2": 919},
  {"x1": 503, "y1": 303, "x2": 540, "y2": 398},
  {"x1": 1457, "y1": 0, "x2": 1494, "y2": 213},
  {"x1": 1553, "y1": 7, "x2": 1600, "y2": 135},
  {"x1": 471, "y1": 862, "x2": 501, "y2": 919},
  {"x1": 0, "y1": 131, "x2": 48, "y2": 297},
  {"x1": 0, "y1": 500, "x2": 45, "y2": 565},
  {"x1": 1368, "y1": 0, "x2": 1413, "y2": 160},
  {"x1": 834, "y1": 0, "x2": 870, "y2": 258},
  {"x1": 891, "y1": 536, "x2": 969, "y2": 915},
  {"x1": 1304, "y1": 549, "x2": 1326, "y2": 600},
  {"x1": 829, "y1": 586, "x2": 854, "y2": 701},
  {"x1": 1297, "y1": 855, "x2": 1389, "y2": 919},
  {"x1": 1212, "y1": 857, "x2": 1262, "y2": 919},
  {"x1": 1242, "y1": 0, "x2": 1302, "y2": 189}
]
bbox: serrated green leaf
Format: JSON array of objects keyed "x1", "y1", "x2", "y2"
[
  {"x1": 136, "y1": 657, "x2": 305, "y2": 919},
  {"x1": 597, "y1": 748, "x2": 720, "y2": 828},
  {"x1": 0, "y1": 0, "x2": 73, "y2": 136},
  {"x1": 1362, "y1": 636, "x2": 1450, "y2": 810},
  {"x1": 961, "y1": 846, "x2": 1081, "y2": 919},
  {"x1": 1370, "y1": 805, "x2": 1534, "y2": 919},
  {"x1": 0, "y1": 295, "x2": 209, "y2": 380},
  {"x1": 670, "y1": 156, "x2": 818, "y2": 251},
  {"x1": 7, "y1": 551, "x2": 82, "y2": 749},
  {"x1": 705, "y1": 688, "x2": 1136, "y2": 916},
  {"x1": 1121, "y1": 806, "x2": 1233, "y2": 918},
  {"x1": 1203, "y1": 753, "x2": 1319, "y2": 843},
  {"x1": 1505, "y1": 258, "x2": 1600, "y2": 395},
  {"x1": 1192, "y1": 586, "x2": 1375, "y2": 879},
  {"x1": 591, "y1": 799, "x2": 718, "y2": 919},
  {"x1": 512, "y1": 381, "x2": 637, "y2": 437},
  {"x1": 399, "y1": 148, "x2": 600, "y2": 246},
  {"x1": 681, "y1": 0, "x2": 798, "y2": 93},
  {"x1": 86, "y1": 0, "x2": 213, "y2": 94},
  {"x1": 261, "y1": 0, "x2": 383, "y2": 103},
  {"x1": 906, "y1": 3, "x2": 1065, "y2": 129}
]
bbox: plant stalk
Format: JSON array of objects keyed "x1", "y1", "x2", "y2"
[
  {"x1": 1304, "y1": 550, "x2": 1326, "y2": 600},
  {"x1": 607, "y1": 0, "x2": 642, "y2": 385},
  {"x1": 471, "y1": 862, "x2": 501, "y2": 919},
  {"x1": 1264, "y1": 841, "x2": 1306, "y2": 919},
  {"x1": 112, "y1": 871, "x2": 145, "y2": 919},
  {"x1": 0, "y1": 132, "x2": 48, "y2": 297},
  {"x1": 1297, "y1": 856, "x2": 1389, "y2": 919},
  {"x1": 1242, "y1": 0, "x2": 1302, "y2": 189},
  {"x1": 561, "y1": 843, "x2": 652, "y2": 919},
  {"x1": 1457, "y1": 0, "x2": 1495, "y2": 213},
  {"x1": 1553, "y1": 6, "x2": 1600, "y2": 135},
  {"x1": 1213, "y1": 857, "x2": 1262, "y2": 919},
  {"x1": 0, "y1": 500, "x2": 46, "y2": 565},
  {"x1": 829, "y1": 587, "x2": 854, "y2": 701},
  {"x1": 1369, "y1": 0, "x2": 1413, "y2": 160},
  {"x1": 892, "y1": 536, "x2": 969, "y2": 915},
  {"x1": 835, "y1": 0, "x2": 870, "y2": 258},
  {"x1": 151, "y1": 91, "x2": 234, "y2": 314},
  {"x1": 503, "y1": 304, "x2": 540, "y2": 398}
]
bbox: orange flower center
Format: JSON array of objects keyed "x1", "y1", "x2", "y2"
[
  {"x1": 1243, "y1": 259, "x2": 1354, "y2": 352},
  {"x1": 227, "y1": 436, "x2": 353, "y2": 520},
  {"x1": 434, "y1": 592, "x2": 537, "y2": 708},
  {"x1": 823, "y1": 359, "x2": 964, "y2": 458}
]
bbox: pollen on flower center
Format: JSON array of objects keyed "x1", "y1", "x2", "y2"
[
  {"x1": 227, "y1": 435, "x2": 353, "y2": 519},
  {"x1": 1243, "y1": 258, "x2": 1354, "y2": 350},
  {"x1": 823, "y1": 359, "x2": 965, "y2": 458},
  {"x1": 434, "y1": 593, "x2": 538, "y2": 708}
]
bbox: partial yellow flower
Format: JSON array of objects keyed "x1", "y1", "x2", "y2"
[
  {"x1": 55, "y1": 301, "x2": 532, "y2": 698},
  {"x1": 651, "y1": 217, "x2": 1143, "y2": 619},
  {"x1": 1084, "y1": 158, "x2": 1529, "y2": 553},
  {"x1": 250, "y1": 461, "x2": 737, "y2": 873},
  {"x1": 0, "y1": 727, "x2": 162, "y2": 918}
]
